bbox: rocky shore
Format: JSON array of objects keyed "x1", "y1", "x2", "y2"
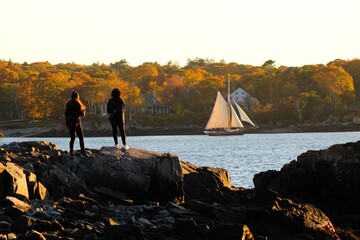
[{"x1": 0, "y1": 140, "x2": 360, "y2": 239}]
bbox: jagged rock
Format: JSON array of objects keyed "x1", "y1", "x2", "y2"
[
  {"x1": 43, "y1": 164, "x2": 89, "y2": 200},
  {"x1": 267, "y1": 197, "x2": 339, "y2": 239},
  {"x1": 0, "y1": 196, "x2": 31, "y2": 212},
  {"x1": 181, "y1": 161, "x2": 240, "y2": 203},
  {"x1": 0, "y1": 162, "x2": 29, "y2": 198},
  {"x1": 0, "y1": 140, "x2": 359, "y2": 239},
  {"x1": 26, "y1": 170, "x2": 49, "y2": 200},
  {"x1": 253, "y1": 140, "x2": 360, "y2": 224},
  {"x1": 59, "y1": 146, "x2": 184, "y2": 203}
]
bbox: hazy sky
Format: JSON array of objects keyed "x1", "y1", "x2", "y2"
[{"x1": 1, "y1": 0, "x2": 359, "y2": 67}]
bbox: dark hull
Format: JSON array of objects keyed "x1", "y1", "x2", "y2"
[{"x1": 204, "y1": 129, "x2": 244, "y2": 136}]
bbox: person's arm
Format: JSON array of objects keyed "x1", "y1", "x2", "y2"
[
  {"x1": 107, "y1": 99, "x2": 114, "y2": 115},
  {"x1": 65, "y1": 102, "x2": 69, "y2": 117}
]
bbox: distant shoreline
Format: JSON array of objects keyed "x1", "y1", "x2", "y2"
[{"x1": 2, "y1": 124, "x2": 360, "y2": 138}]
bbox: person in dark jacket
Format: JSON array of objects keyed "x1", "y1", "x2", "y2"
[
  {"x1": 107, "y1": 88, "x2": 129, "y2": 150},
  {"x1": 65, "y1": 91, "x2": 87, "y2": 156}
]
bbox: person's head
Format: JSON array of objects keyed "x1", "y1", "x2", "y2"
[
  {"x1": 71, "y1": 91, "x2": 79, "y2": 99},
  {"x1": 70, "y1": 91, "x2": 86, "y2": 110},
  {"x1": 111, "y1": 88, "x2": 121, "y2": 98}
]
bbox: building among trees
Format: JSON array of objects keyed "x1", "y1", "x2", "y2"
[
  {"x1": 139, "y1": 92, "x2": 171, "y2": 115},
  {"x1": 230, "y1": 87, "x2": 258, "y2": 109}
]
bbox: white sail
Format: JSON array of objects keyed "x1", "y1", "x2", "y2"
[
  {"x1": 230, "y1": 104, "x2": 244, "y2": 128},
  {"x1": 233, "y1": 101, "x2": 256, "y2": 127},
  {"x1": 205, "y1": 91, "x2": 243, "y2": 130}
]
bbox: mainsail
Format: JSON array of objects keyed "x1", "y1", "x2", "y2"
[{"x1": 205, "y1": 91, "x2": 243, "y2": 130}]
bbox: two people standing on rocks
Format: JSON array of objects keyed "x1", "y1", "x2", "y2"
[{"x1": 65, "y1": 88, "x2": 129, "y2": 156}]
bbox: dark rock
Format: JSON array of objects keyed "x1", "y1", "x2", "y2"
[
  {"x1": 181, "y1": 161, "x2": 239, "y2": 203},
  {"x1": 207, "y1": 223, "x2": 254, "y2": 240},
  {"x1": 102, "y1": 225, "x2": 144, "y2": 240},
  {"x1": 12, "y1": 215, "x2": 36, "y2": 233},
  {"x1": 254, "y1": 140, "x2": 360, "y2": 229},
  {"x1": 4, "y1": 206, "x2": 28, "y2": 220},
  {"x1": 60, "y1": 147, "x2": 184, "y2": 204},
  {"x1": 267, "y1": 197, "x2": 339, "y2": 239},
  {"x1": 173, "y1": 217, "x2": 198, "y2": 238},
  {"x1": 0, "y1": 220, "x2": 11, "y2": 233},
  {"x1": 0, "y1": 140, "x2": 359, "y2": 239}
]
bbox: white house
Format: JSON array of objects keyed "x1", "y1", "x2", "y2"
[{"x1": 230, "y1": 87, "x2": 257, "y2": 109}]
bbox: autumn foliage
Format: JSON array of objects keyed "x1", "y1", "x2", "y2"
[{"x1": 0, "y1": 58, "x2": 359, "y2": 128}]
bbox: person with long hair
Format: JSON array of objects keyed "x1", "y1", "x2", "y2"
[
  {"x1": 107, "y1": 88, "x2": 129, "y2": 150},
  {"x1": 65, "y1": 91, "x2": 88, "y2": 156}
]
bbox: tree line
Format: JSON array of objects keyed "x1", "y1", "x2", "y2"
[{"x1": 0, "y1": 58, "x2": 359, "y2": 128}]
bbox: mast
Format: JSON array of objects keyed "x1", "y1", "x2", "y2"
[{"x1": 227, "y1": 74, "x2": 231, "y2": 130}]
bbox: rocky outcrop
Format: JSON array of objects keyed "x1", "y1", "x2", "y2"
[
  {"x1": 59, "y1": 146, "x2": 184, "y2": 204},
  {"x1": 1, "y1": 141, "x2": 184, "y2": 204},
  {"x1": 254, "y1": 140, "x2": 360, "y2": 231},
  {"x1": 0, "y1": 140, "x2": 358, "y2": 239}
]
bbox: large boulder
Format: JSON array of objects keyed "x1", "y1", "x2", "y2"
[
  {"x1": 1, "y1": 141, "x2": 185, "y2": 204},
  {"x1": 181, "y1": 161, "x2": 241, "y2": 203},
  {"x1": 0, "y1": 161, "x2": 29, "y2": 198},
  {"x1": 267, "y1": 196, "x2": 339, "y2": 239},
  {"x1": 59, "y1": 147, "x2": 184, "y2": 203},
  {"x1": 253, "y1": 140, "x2": 360, "y2": 227}
]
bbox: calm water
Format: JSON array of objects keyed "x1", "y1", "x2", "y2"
[{"x1": 1, "y1": 132, "x2": 360, "y2": 188}]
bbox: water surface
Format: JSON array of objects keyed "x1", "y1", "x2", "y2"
[{"x1": 2, "y1": 132, "x2": 359, "y2": 188}]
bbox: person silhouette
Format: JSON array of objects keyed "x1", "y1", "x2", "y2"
[
  {"x1": 65, "y1": 91, "x2": 88, "y2": 156},
  {"x1": 107, "y1": 88, "x2": 129, "y2": 150}
]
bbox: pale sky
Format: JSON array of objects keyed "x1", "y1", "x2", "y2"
[{"x1": 1, "y1": 0, "x2": 359, "y2": 67}]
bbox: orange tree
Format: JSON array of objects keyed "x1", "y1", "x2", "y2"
[{"x1": 314, "y1": 65, "x2": 354, "y2": 108}]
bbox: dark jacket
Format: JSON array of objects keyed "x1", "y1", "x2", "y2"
[
  {"x1": 65, "y1": 99, "x2": 85, "y2": 127},
  {"x1": 107, "y1": 97, "x2": 125, "y2": 123}
]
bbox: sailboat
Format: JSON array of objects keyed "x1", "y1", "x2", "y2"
[{"x1": 204, "y1": 76, "x2": 257, "y2": 136}]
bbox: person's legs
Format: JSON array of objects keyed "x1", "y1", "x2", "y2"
[
  {"x1": 117, "y1": 120, "x2": 127, "y2": 146},
  {"x1": 75, "y1": 125, "x2": 85, "y2": 153},
  {"x1": 68, "y1": 127, "x2": 76, "y2": 155},
  {"x1": 110, "y1": 121, "x2": 118, "y2": 145}
]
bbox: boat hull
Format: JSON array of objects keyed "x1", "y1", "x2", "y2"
[{"x1": 204, "y1": 129, "x2": 244, "y2": 136}]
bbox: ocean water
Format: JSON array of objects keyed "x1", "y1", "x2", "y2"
[{"x1": 1, "y1": 132, "x2": 360, "y2": 188}]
